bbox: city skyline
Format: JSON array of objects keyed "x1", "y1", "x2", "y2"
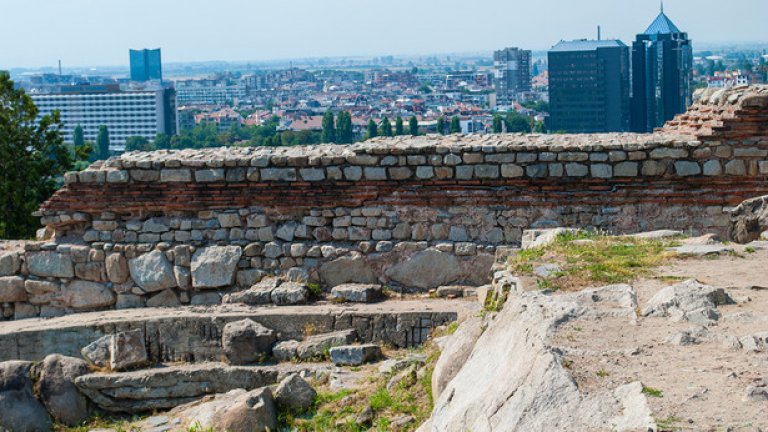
[{"x1": 2, "y1": 0, "x2": 767, "y2": 69}]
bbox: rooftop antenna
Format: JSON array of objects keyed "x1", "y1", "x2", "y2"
[
  {"x1": 660, "y1": 0, "x2": 664, "y2": 13},
  {"x1": 58, "y1": 60, "x2": 62, "y2": 76},
  {"x1": 597, "y1": 25, "x2": 601, "y2": 41}
]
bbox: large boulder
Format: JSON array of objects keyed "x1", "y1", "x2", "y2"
[
  {"x1": 730, "y1": 195, "x2": 768, "y2": 243},
  {"x1": 191, "y1": 246, "x2": 242, "y2": 289},
  {"x1": 0, "y1": 252, "x2": 21, "y2": 276},
  {"x1": 0, "y1": 360, "x2": 52, "y2": 432},
  {"x1": 129, "y1": 250, "x2": 176, "y2": 292},
  {"x1": 105, "y1": 253, "x2": 130, "y2": 284},
  {"x1": 329, "y1": 344, "x2": 382, "y2": 366},
  {"x1": 222, "y1": 319, "x2": 276, "y2": 365},
  {"x1": 36, "y1": 355, "x2": 91, "y2": 426},
  {"x1": 318, "y1": 253, "x2": 378, "y2": 287},
  {"x1": 151, "y1": 387, "x2": 278, "y2": 432},
  {"x1": 0, "y1": 276, "x2": 27, "y2": 303},
  {"x1": 385, "y1": 249, "x2": 462, "y2": 289},
  {"x1": 642, "y1": 279, "x2": 732, "y2": 326},
  {"x1": 224, "y1": 278, "x2": 280, "y2": 305},
  {"x1": 270, "y1": 282, "x2": 309, "y2": 305},
  {"x1": 274, "y1": 373, "x2": 316, "y2": 413},
  {"x1": 74, "y1": 363, "x2": 278, "y2": 413},
  {"x1": 431, "y1": 316, "x2": 484, "y2": 399},
  {"x1": 110, "y1": 330, "x2": 148, "y2": 371},
  {"x1": 62, "y1": 280, "x2": 116, "y2": 310},
  {"x1": 26, "y1": 251, "x2": 74, "y2": 278},
  {"x1": 273, "y1": 329, "x2": 357, "y2": 361}
]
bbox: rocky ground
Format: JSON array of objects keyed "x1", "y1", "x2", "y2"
[{"x1": 555, "y1": 245, "x2": 768, "y2": 431}]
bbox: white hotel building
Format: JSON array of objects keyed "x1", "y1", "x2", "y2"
[{"x1": 31, "y1": 84, "x2": 178, "y2": 150}]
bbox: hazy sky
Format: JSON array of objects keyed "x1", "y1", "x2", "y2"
[{"x1": 3, "y1": 0, "x2": 767, "y2": 69}]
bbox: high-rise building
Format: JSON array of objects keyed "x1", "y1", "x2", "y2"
[
  {"x1": 493, "y1": 47, "x2": 531, "y2": 102},
  {"x1": 547, "y1": 40, "x2": 630, "y2": 133},
  {"x1": 130, "y1": 48, "x2": 163, "y2": 82},
  {"x1": 31, "y1": 84, "x2": 177, "y2": 150},
  {"x1": 630, "y1": 6, "x2": 693, "y2": 132}
]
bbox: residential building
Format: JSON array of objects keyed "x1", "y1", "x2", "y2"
[
  {"x1": 493, "y1": 47, "x2": 532, "y2": 102},
  {"x1": 130, "y1": 49, "x2": 163, "y2": 82},
  {"x1": 547, "y1": 39, "x2": 630, "y2": 133},
  {"x1": 175, "y1": 79, "x2": 247, "y2": 106},
  {"x1": 31, "y1": 84, "x2": 177, "y2": 150},
  {"x1": 630, "y1": 7, "x2": 693, "y2": 132},
  {"x1": 194, "y1": 108, "x2": 243, "y2": 132}
]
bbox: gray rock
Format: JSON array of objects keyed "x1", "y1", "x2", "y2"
[
  {"x1": 385, "y1": 249, "x2": 462, "y2": 289},
  {"x1": 236, "y1": 269, "x2": 265, "y2": 288},
  {"x1": 329, "y1": 344, "x2": 382, "y2": 366},
  {"x1": 105, "y1": 253, "x2": 129, "y2": 284},
  {"x1": 0, "y1": 360, "x2": 52, "y2": 432},
  {"x1": 272, "y1": 340, "x2": 302, "y2": 362},
  {"x1": 627, "y1": 229, "x2": 683, "y2": 239},
  {"x1": 222, "y1": 319, "x2": 276, "y2": 365},
  {"x1": 210, "y1": 388, "x2": 278, "y2": 432},
  {"x1": 670, "y1": 244, "x2": 735, "y2": 256},
  {"x1": 271, "y1": 282, "x2": 309, "y2": 305},
  {"x1": 37, "y1": 355, "x2": 91, "y2": 426},
  {"x1": 330, "y1": 284, "x2": 382, "y2": 303},
  {"x1": 0, "y1": 252, "x2": 20, "y2": 276},
  {"x1": 296, "y1": 329, "x2": 357, "y2": 361},
  {"x1": 74, "y1": 363, "x2": 278, "y2": 413},
  {"x1": 642, "y1": 279, "x2": 732, "y2": 325},
  {"x1": 191, "y1": 246, "x2": 242, "y2": 289},
  {"x1": 0, "y1": 276, "x2": 27, "y2": 303},
  {"x1": 318, "y1": 253, "x2": 377, "y2": 287},
  {"x1": 224, "y1": 278, "x2": 280, "y2": 305},
  {"x1": 129, "y1": 250, "x2": 177, "y2": 292},
  {"x1": 432, "y1": 316, "x2": 484, "y2": 398},
  {"x1": 110, "y1": 330, "x2": 148, "y2": 371},
  {"x1": 435, "y1": 286, "x2": 465, "y2": 298},
  {"x1": 190, "y1": 292, "x2": 221, "y2": 306},
  {"x1": 274, "y1": 373, "x2": 316, "y2": 413},
  {"x1": 744, "y1": 381, "x2": 768, "y2": 402},
  {"x1": 146, "y1": 289, "x2": 181, "y2": 308},
  {"x1": 64, "y1": 280, "x2": 116, "y2": 310},
  {"x1": 81, "y1": 335, "x2": 111, "y2": 368},
  {"x1": 26, "y1": 251, "x2": 74, "y2": 278}
]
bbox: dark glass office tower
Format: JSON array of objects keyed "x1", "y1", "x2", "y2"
[
  {"x1": 547, "y1": 40, "x2": 630, "y2": 133},
  {"x1": 130, "y1": 49, "x2": 163, "y2": 82},
  {"x1": 630, "y1": 7, "x2": 693, "y2": 132}
]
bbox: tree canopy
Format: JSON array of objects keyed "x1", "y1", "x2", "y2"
[
  {"x1": 408, "y1": 116, "x2": 419, "y2": 136},
  {"x1": 394, "y1": 116, "x2": 404, "y2": 135},
  {"x1": 450, "y1": 116, "x2": 461, "y2": 134},
  {"x1": 380, "y1": 117, "x2": 392, "y2": 137},
  {"x1": 321, "y1": 111, "x2": 336, "y2": 143},
  {"x1": 366, "y1": 119, "x2": 378, "y2": 139},
  {"x1": 505, "y1": 111, "x2": 532, "y2": 133},
  {"x1": 0, "y1": 71, "x2": 73, "y2": 239},
  {"x1": 96, "y1": 125, "x2": 110, "y2": 159},
  {"x1": 436, "y1": 116, "x2": 445, "y2": 135}
]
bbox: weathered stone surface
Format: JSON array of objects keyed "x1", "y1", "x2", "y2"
[
  {"x1": 81, "y1": 335, "x2": 111, "y2": 368},
  {"x1": 730, "y1": 195, "x2": 768, "y2": 244},
  {"x1": 191, "y1": 246, "x2": 242, "y2": 288},
  {"x1": 0, "y1": 252, "x2": 20, "y2": 276},
  {"x1": 74, "y1": 363, "x2": 279, "y2": 413},
  {"x1": 110, "y1": 330, "x2": 148, "y2": 371},
  {"x1": 318, "y1": 253, "x2": 377, "y2": 287},
  {"x1": 671, "y1": 244, "x2": 734, "y2": 256},
  {"x1": 129, "y1": 250, "x2": 177, "y2": 292},
  {"x1": 64, "y1": 280, "x2": 116, "y2": 310},
  {"x1": 385, "y1": 249, "x2": 462, "y2": 289},
  {"x1": 224, "y1": 278, "x2": 280, "y2": 305},
  {"x1": 274, "y1": 373, "x2": 316, "y2": 413},
  {"x1": 330, "y1": 283, "x2": 382, "y2": 303},
  {"x1": 432, "y1": 316, "x2": 484, "y2": 398},
  {"x1": 271, "y1": 282, "x2": 309, "y2": 305},
  {"x1": 329, "y1": 344, "x2": 382, "y2": 366},
  {"x1": 26, "y1": 251, "x2": 74, "y2": 278},
  {"x1": 0, "y1": 360, "x2": 52, "y2": 432},
  {"x1": 146, "y1": 289, "x2": 181, "y2": 308},
  {"x1": 105, "y1": 253, "x2": 129, "y2": 284},
  {"x1": 0, "y1": 276, "x2": 27, "y2": 303},
  {"x1": 642, "y1": 279, "x2": 732, "y2": 325},
  {"x1": 37, "y1": 354, "x2": 91, "y2": 426},
  {"x1": 222, "y1": 319, "x2": 276, "y2": 365}
]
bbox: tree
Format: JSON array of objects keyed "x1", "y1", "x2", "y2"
[
  {"x1": 125, "y1": 136, "x2": 151, "y2": 152},
  {"x1": 505, "y1": 111, "x2": 531, "y2": 133},
  {"x1": 492, "y1": 115, "x2": 503, "y2": 133},
  {"x1": 154, "y1": 133, "x2": 171, "y2": 150},
  {"x1": 366, "y1": 119, "x2": 378, "y2": 139},
  {"x1": 73, "y1": 125, "x2": 84, "y2": 146},
  {"x1": 96, "y1": 125, "x2": 110, "y2": 159},
  {"x1": 321, "y1": 111, "x2": 336, "y2": 143},
  {"x1": 436, "y1": 116, "x2": 445, "y2": 135},
  {"x1": 380, "y1": 117, "x2": 393, "y2": 137},
  {"x1": 450, "y1": 116, "x2": 461, "y2": 134},
  {"x1": 533, "y1": 121, "x2": 546, "y2": 133},
  {"x1": 336, "y1": 111, "x2": 353, "y2": 144},
  {"x1": 408, "y1": 116, "x2": 419, "y2": 136},
  {"x1": 0, "y1": 71, "x2": 73, "y2": 239},
  {"x1": 394, "y1": 116, "x2": 404, "y2": 135}
]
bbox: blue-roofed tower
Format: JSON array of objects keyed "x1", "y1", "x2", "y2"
[{"x1": 630, "y1": 6, "x2": 693, "y2": 132}]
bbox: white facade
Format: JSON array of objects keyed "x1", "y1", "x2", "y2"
[
  {"x1": 175, "y1": 80, "x2": 247, "y2": 106},
  {"x1": 32, "y1": 90, "x2": 175, "y2": 148}
]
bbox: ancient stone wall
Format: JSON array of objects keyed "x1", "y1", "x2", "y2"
[{"x1": 0, "y1": 85, "x2": 766, "y2": 319}]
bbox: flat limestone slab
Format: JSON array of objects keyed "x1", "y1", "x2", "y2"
[{"x1": 0, "y1": 300, "x2": 473, "y2": 363}]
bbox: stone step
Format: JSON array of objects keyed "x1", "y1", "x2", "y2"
[
  {"x1": 74, "y1": 361, "x2": 330, "y2": 414},
  {"x1": 0, "y1": 299, "x2": 474, "y2": 363}
]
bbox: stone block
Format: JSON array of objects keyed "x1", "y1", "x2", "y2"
[
  {"x1": 160, "y1": 169, "x2": 192, "y2": 182},
  {"x1": 725, "y1": 160, "x2": 747, "y2": 176},
  {"x1": 0, "y1": 276, "x2": 27, "y2": 303},
  {"x1": 110, "y1": 330, "x2": 148, "y2": 371},
  {"x1": 63, "y1": 281, "x2": 115, "y2": 310},
  {"x1": 364, "y1": 167, "x2": 387, "y2": 180},
  {"x1": 703, "y1": 160, "x2": 722, "y2": 176},
  {"x1": 614, "y1": 161, "x2": 638, "y2": 177},
  {"x1": 474, "y1": 165, "x2": 499, "y2": 179},
  {"x1": 675, "y1": 161, "x2": 701, "y2": 177},
  {"x1": 222, "y1": 319, "x2": 276, "y2": 365},
  {"x1": 299, "y1": 168, "x2": 325, "y2": 181},
  {"x1": 191, "y1": 246, "x2": 242, "y2": 288},
  {"x1": 27, "y1": 252, "x2": 74, "y2": 278},
  {"x1": 329, "y1": 344, "x2": 382, "y2": 366},
  {"x1": 195, "y1": 169, "x2": 225, "y2": 182},
  {"x1": 129, "y1": 250, "x2": 176, "y2": 292},
  {"x1": 331, "y1": 284, "x2": 382, "y2": 303},
  {"x1": 0, "y1": 252, "x2": 20, "y2": 276},
  {"x1": 590, "y1": 164, "x2": 613, "y2": 178}
]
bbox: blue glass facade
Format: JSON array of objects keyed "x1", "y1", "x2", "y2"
[{"x1": 129, "y1": 49, "x2": 163, "y2": 82}]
